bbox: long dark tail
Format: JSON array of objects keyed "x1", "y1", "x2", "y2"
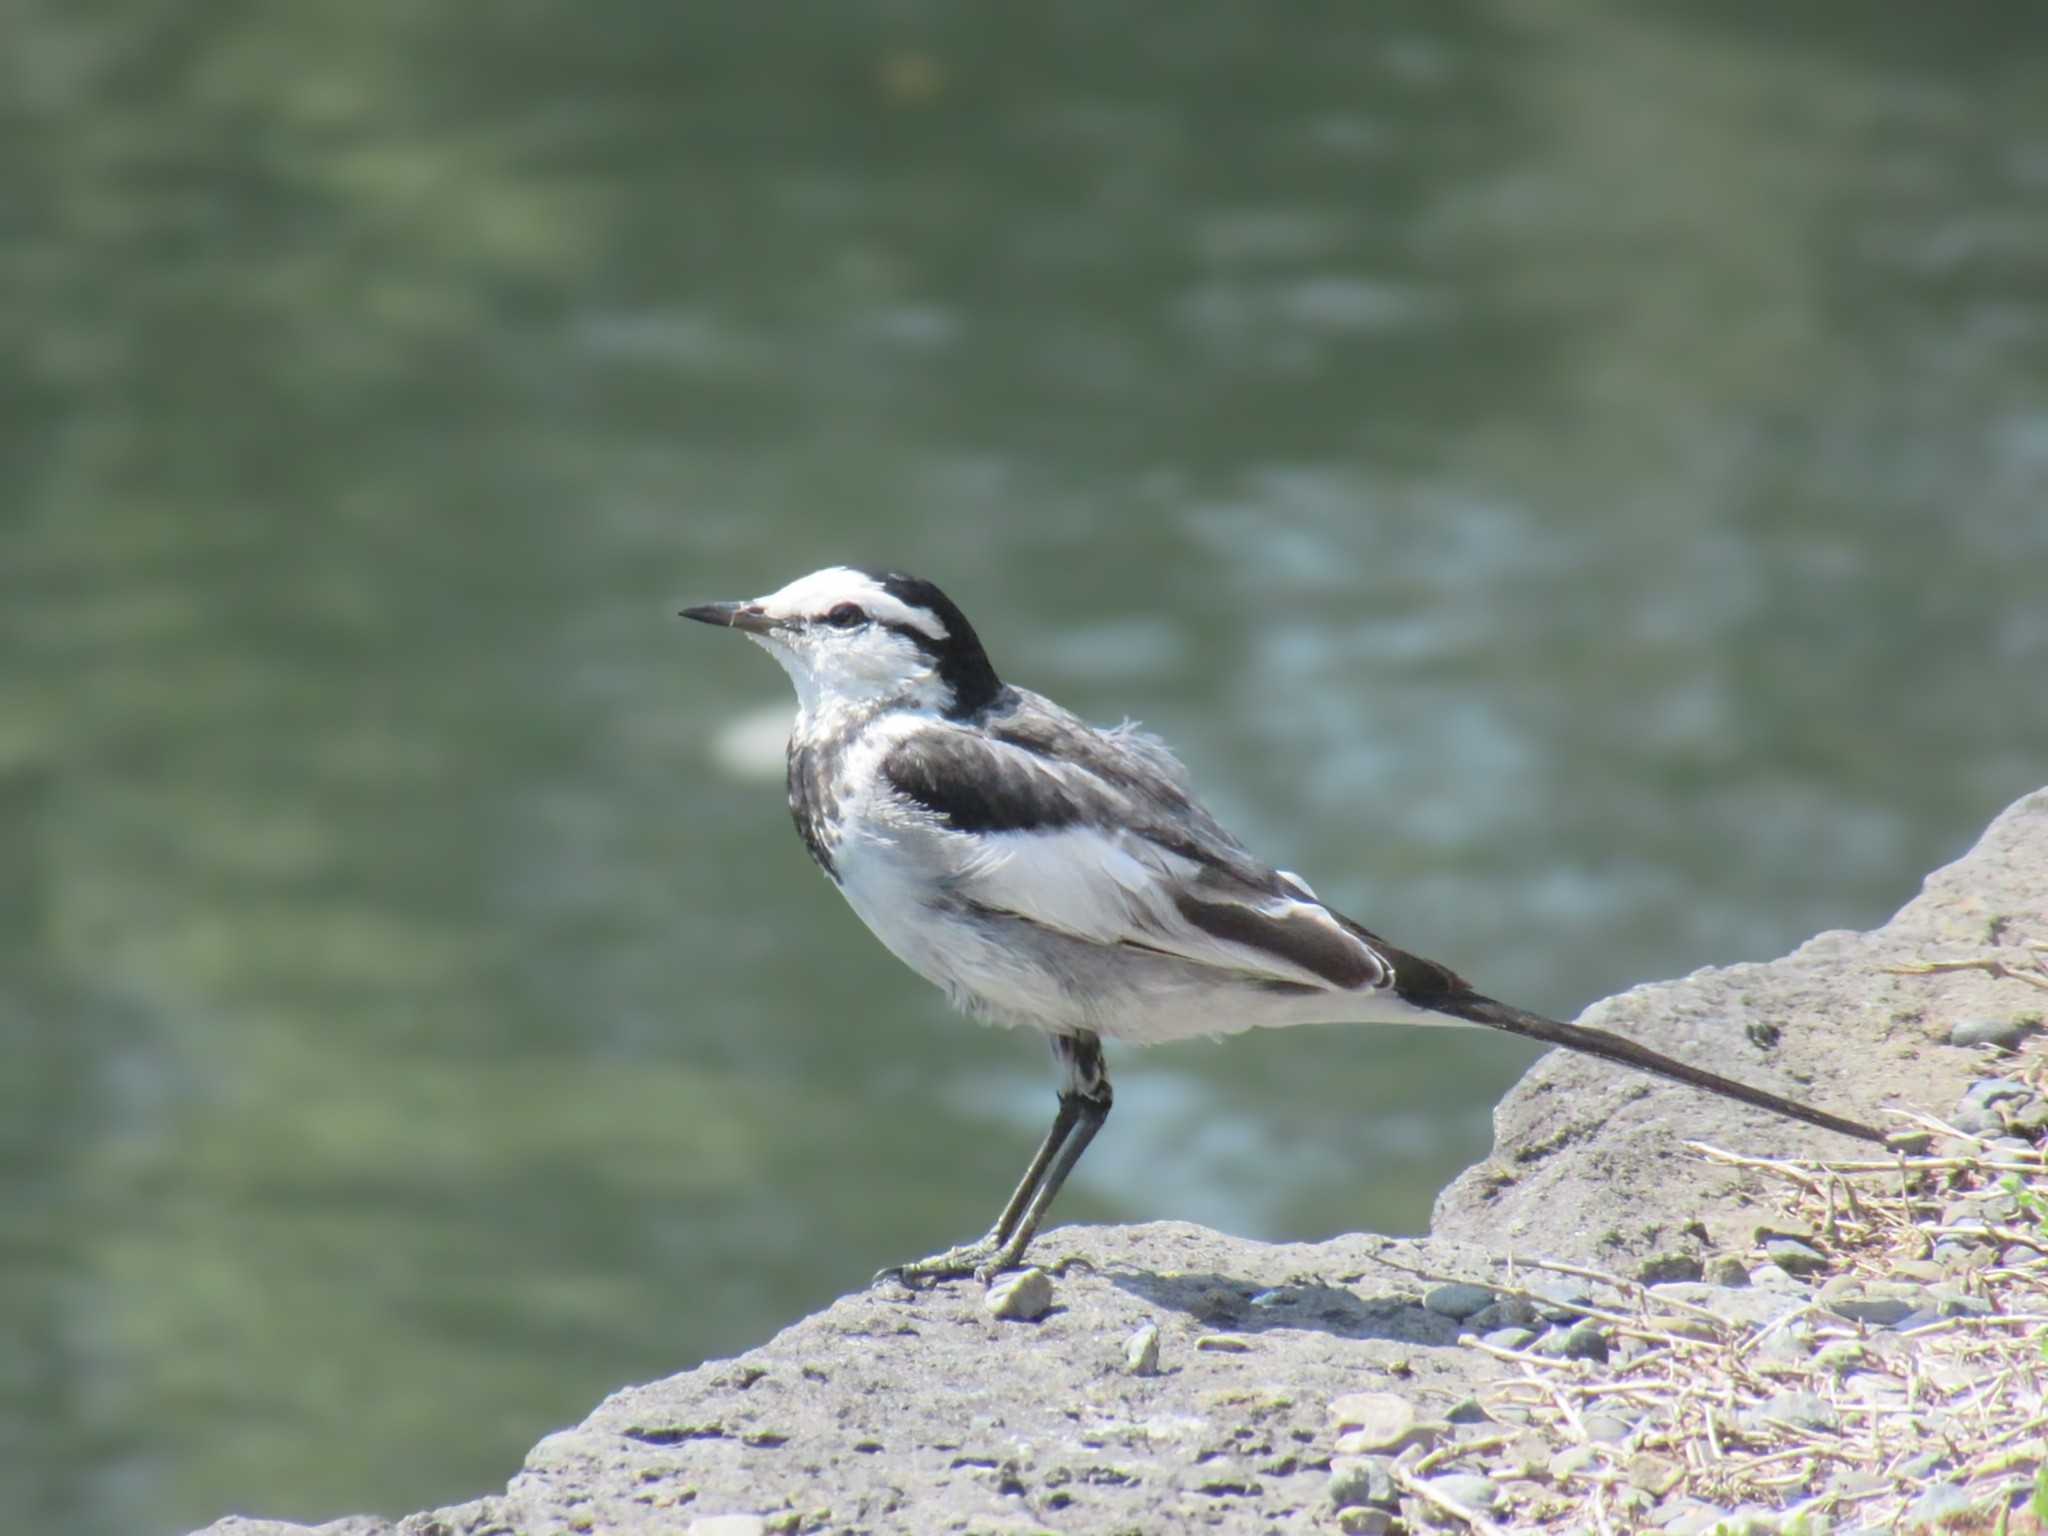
[{"x1": 1429, "y1": 990, "x2": 1890, "y2": 1146}]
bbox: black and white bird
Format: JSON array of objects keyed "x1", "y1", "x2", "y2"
[{"x1": 682, "y1": 566, "x2": 1887, "y2": 1283}]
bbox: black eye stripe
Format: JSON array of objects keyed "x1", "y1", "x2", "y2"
[{"x1": 825, "y1": 602, "x2": 867, "y2": 628}]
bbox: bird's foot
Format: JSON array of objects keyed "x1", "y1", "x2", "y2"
[{"x1": 873, "y1": 1231, "x2": 1030, "y2": 1289}]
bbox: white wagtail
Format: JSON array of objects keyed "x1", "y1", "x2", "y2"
[{"x1": 682, "y1": 566, "x2": 1887, "y2": 1283}]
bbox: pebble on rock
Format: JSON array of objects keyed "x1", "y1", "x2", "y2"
[
  {"x1": 1704, "y1": 1254, "x2": 1750, "y2": 1287},
  {"x1": 1758, "y1": 1390, "x2": 1839, "y2": 1433},
  {"x1": 1904, "y1": 1482, "x2": 1972, "y2": 1527},
  {"x1": 982, "y1": 1267, "x2": 1054, "y2": 1322},
  {"x1": 1479, "y1": 1326, "x2": 1538, "y2": 1352},
  {"x1": 1422, "y1": 1282, "x2": 1496, "y2": 1320},
  {"x1": 1531, "y1": 1321, "x2": 1609, "y2": 1361},
  {"x1": 1193, "y1": 1332, "x2": 1252, "y2": 1352},
  {"x1": 1827, "y1": 1293, "x2": 1918, "y2": 1327},
  {"x1": 1465, "y1": 1296, "x2": 1540, "y2": 1330},
  {"x1": 1625, "y1": 1451, "x2": 1683, "y2": 1496},
  {"x1": 1580, "y1": 1411, "x2": 1635, "y2": 1444},
  {"x1": 1965, "y1": 1076, "x2": 2033, "y2": 1108},
  {"x1": 1327, "y1": 1456, "x2": 1398, "y2": 1510},
  {"x1": 1422, "y1": 1473, "x2": 1501, "y2": 1519},
  {"x1": 1949, "y1": 1017, "x2": 2035, "y2": 1049},
  {"x1": 1328, "y1": 1392, "x2": 1446, "y2": 1456},
  {"x1": 1530, "y1": 1277, "x2": 1594, "y2": 1321},
  {"x1": 1760, "y1": 1237, "x2": 1829, "y2": 1276},
  {"x1": 1548, "y1": 1445, "x2": 1596, "y2": 1481},
  {"x1": 1814, "y1": 1339, "x2": 1865, "y2": 1372},
  {"x1": 1637, "y1": 1252, "x2": 1703, "y2": 1285},
  {"x1": 1124, "y1": 1322, "x2": 1161, "y2": 1375},
  {"x1": 1336, "y1": 1510, "x2": 1394, "y2": 1536}
]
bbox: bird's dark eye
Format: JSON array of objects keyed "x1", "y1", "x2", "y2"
[{"x1": 825, "y1": 603, "x2": 867, "y2": 629}]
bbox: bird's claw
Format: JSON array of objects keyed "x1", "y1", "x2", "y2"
[{"x1": 872, "y1": 1234, "x2": 1026, "y2": 1289}]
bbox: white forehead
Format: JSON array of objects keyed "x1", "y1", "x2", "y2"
[{"x1": 757, "y1": 567, "x2": 949, "y2": 641}]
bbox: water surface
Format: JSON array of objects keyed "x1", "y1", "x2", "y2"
[{"x1": 6, "y1": 4, "x2": 2048, "y2": 1531}]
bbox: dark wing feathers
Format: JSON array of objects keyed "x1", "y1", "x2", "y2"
[
  {"x1": 881, "y1": 696, "x2": 1414, "y2": 993},
  {"x1": 880, "y1": 728, "x2": 1098, "y2": 836},
  {"x1": 1172, "y1": 890, "x2": 1385, "y2": 989}
]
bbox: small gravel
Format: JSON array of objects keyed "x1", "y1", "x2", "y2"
[
  {"x1": 1123, "y1": 1322, "x2": 1160, "y2": 1375},
  {"x1": 981, "y1": 1267, "x2": 1054, "y2": 1322}
]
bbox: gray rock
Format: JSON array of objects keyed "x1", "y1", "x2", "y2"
[
  {"x1": 1950, "y1": 1017, "x2": 2036, "y2": 1049},
  {"x1": 1625, "y1": 1451, "x2": 1684, "y2": 1496},
  {"x1": 1904, "y1": 1482, "x2": 1972, "y2": 1526},
  {"x1": 1638, "y1": 1252, "x2": 1703, "y2": 1285},
  {"x1": 1828, "y1": 1293, "x2": 1918, "y2": 1326},
  {"x1": 1830, "y1": 1467, "x2": 1890, "y2": 1498},
  {"x1": 1336, "y1": 1509, "x2": 1394, "y2": 1536},
  {"x1": 1530, "y1": 1276, "x2": 1595, "y2": 1321},
  {"x1": 1757, "y1": 1321, "x2": 1815, "y2": 1363},
  {"x1": 1758, "y1": 1390, "x2": 1838, "y2": 1433},
  {"x1": 1615, "y1": 1487, "x2": 1656, "y2": 1518},
  {"x1": 982, "y1": 1267, "x2": 1054, "y2": 1321},
  {"x1": 1950, "y1": 1101, "x2": 1999, "y2": 1134},
  {"x1": 1659, "y1": 1504, "x2": 1733, "y2": 1535},
  {"x1": 1932, "y1": 1239, "x2": 1990, "y2": 1265},
  {"x1": 1422, "y1": 1282, "x2": 1496, "y2": 1320},
  {"x1": 1549, "y1": 1445, "x2": 1597, "y2": 1480},
  {"x1": 2010, "y1": 1098, "x2": 2048, "y2": 1135},
  {"x1": 1761, "y1": 1236, "x2": 1829, "y2": 1275},
  {"x1": 1814, "y1": 1339, "x2": 1866, "y2": 1371},
  {"x1": 1965, "y1": 1076, "x2": 2033, "y2": 1108},
  {"x1": 1703, "y1": 1253, "x2": 1751, "y2": 1286},
  {"x1": 1465, "y1": 1296, "x2": 1540, "y2": 1330},
  {"x1": 1932, "y1": 1287, "x2": 1993, "y2": 1318},
  {"x1": 1530, "y1": 1321, "x2": 1608, "y2": 1361},
  {"x1": 1582, "y1": 1411, "x2": 1635, "y2": 1443},
  {"x1": 1898, "y1": 1449, "x2": 1948, "y2": 1479},
  {"x1": 1445, "y1": 1395, "x2": 1489, "y2": 1424},
  {"x1": 1479, "y1": 1325, "x2": 1537, "y2": 1351},
  {"x1": 1329, "y1": 1391, "x2": 1445, "y2": 1456},
  {"x1": 1422, "y1": 1473, "x2": 1500, "y2": 1517},
  {"x1": 1327, "y1": 1455, "x2": 1397, "y2": 1510}
]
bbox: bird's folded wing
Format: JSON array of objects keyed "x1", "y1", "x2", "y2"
[{"x1": 881, "y1": 723, "x2": 1395, "y2": 993}]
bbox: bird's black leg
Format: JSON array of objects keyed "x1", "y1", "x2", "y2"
[{"x1": 876, "y1": 1031, "x2": 1114, "y2": 1287}]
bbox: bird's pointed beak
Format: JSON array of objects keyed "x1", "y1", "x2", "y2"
[{"x1": 679, "y1": 601, "x2": 775, "y2": 635}]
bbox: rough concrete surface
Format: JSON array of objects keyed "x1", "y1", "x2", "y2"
[{"x1": 195, "y1": 788, "x2": 2048, "y2": 1536}]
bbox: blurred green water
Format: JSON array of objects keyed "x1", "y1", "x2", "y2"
[{"x1": 4, "y1": 2, "x2": 2047, "y2": 1531}]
